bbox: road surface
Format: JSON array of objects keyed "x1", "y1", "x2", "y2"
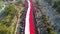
[{"x1": 16, "y1": 0, "x2": 54, "y2": 34}]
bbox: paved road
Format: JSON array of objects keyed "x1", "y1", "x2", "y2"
[{"x1": 16, "y1": 0, "x2": 47, "y2": 34}]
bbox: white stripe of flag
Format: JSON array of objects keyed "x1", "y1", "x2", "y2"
[{"x1": 25, "y1": 0, "x2": 34, "y2": 34}]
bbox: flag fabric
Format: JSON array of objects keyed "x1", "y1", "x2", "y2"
[{"x1": 25, "y1": 0, "x2": 35, "y2": 34}]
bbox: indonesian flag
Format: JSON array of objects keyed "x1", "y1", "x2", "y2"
[{"x1": 25, "y1": 0, "x2": 35, "y2": 34}]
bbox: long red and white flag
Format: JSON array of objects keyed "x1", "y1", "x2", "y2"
[{"x1": 25, "y1": 0, "x2": 35, "y2": 34}]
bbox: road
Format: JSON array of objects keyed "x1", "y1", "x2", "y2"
[
  {"x1": 16, "y1": 0, "x2": 47, "y2": 34},
  {"x1": 16, "y1": 0, "x2": 60, "y2": 34}
]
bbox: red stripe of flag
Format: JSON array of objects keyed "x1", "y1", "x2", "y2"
[
  {"x1": 29, "y1": 1, "x2": 35, "y2": 34},
  {"x1": 25, "y1": 0, "x2": 34, "y2": 34}
]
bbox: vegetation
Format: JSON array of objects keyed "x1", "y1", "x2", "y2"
[
  {"x1": 45, "y1": 0, "x2": 60, "y2": 13},
  {"x1": 0, "y1": 4, "x2": 21, "y2": 34},
  {"x1": 52, "y1": 0, "x2": 60, "y2": 13},
  {"x1": 56, "y1": 6, "x2": 60, "y2": 13},
  {"x1": 42, "y1": 13, "x2": 56, "y2": 34},
  {"x1": 0, "y1": 22, "x2": 11, "y2": 34}
]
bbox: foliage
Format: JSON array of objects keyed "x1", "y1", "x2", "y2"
[
  {"x1": 47, "y1": 0, "x2": 60, "y2": 13},
  {"x1": 52, "y1": 0, "x2": 60, "y2": 13},
  {"x1": 1, "y1": 15, "x2": 13, "y2": 27},
  {"x1": 52, "y1": 1, "x2": 60, "y2": 8},
  {"x1": 0, "y1": 23, "x2": 11, "y2": 34},
  {"x1": 5, "y1": 4, "x2": 15, "y2": 15},
  {"x1": 42, "y1": 13, "x2": 56, "y2": 34},
  {"x1": 0, "y1": 4, "x2": 20, "y2": 34},
  {"x1": 56, "y1": 6, "x2": 60, "y2": 13}
]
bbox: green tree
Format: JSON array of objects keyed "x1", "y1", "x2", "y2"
[
  {"x1": 0, "y1": 23, "x2": 11, "y2": 34},
  {"x1": 56, "y1": 6, "x2": 60, "y2": 13},
  {"x1": 5, "y1": 4, "x2": 15, "y2": 15}
]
